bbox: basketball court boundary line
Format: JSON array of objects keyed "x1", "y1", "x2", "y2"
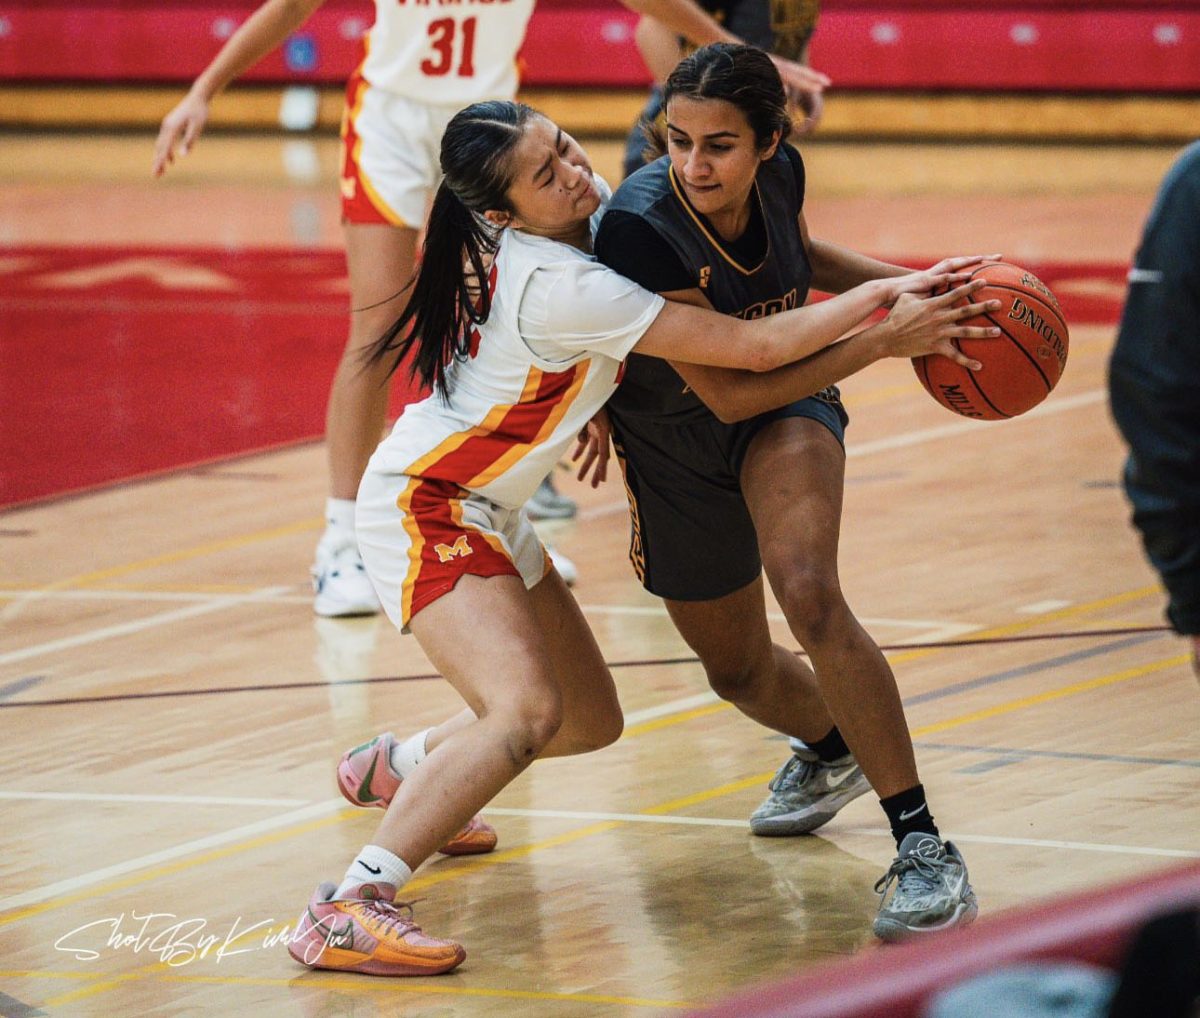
[{"x1": 1, "y1": 648, "x2": 1187, "y2": 924}]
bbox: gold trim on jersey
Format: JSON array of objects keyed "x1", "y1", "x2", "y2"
[{"x1": 667, "y1": 165, "x2": 769, "y2": 277}]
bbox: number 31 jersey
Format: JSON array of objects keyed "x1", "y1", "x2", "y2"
[{"x1": 360, "y1": 0, "x2": 537, "y2": 106}]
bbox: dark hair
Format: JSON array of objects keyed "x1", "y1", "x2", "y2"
[
  {"x1": 365, "y1": 100, "x2": 537, "y2": 396},
  {"x1": 644, "y1": 43, "x2": 791, "y2": 159}
]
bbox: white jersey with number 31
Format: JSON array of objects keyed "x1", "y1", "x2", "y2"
[{"x1": 361, "y1": 0, "x2": 537, "y2": 106}]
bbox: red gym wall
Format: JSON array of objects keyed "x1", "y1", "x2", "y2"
[{"x1": 0, "y1": 0, "x2": 1197, "y2": 91}]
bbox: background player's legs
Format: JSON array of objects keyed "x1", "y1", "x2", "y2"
[
  {"x1": 740, "y1": 416, "x2": 919, "y2": 799},
  {"x1": 313, "y1": 222, "x2": 418, "y2": 617}
]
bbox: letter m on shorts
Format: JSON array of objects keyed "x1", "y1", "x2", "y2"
[{"x1": 434, "y1": 535, "x2": 474, "y2": 563}]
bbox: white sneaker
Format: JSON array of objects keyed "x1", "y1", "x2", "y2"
[
  {"x1": 311, "y1": 537, "x2": 381, "y2": 617},
  {"x1": 546, "y1": 545, "x2": 578, "y2": 586}
]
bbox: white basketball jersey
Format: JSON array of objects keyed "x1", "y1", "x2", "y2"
[
  {"x1": 360, "y1": 0, "x2": 537, "y2": 105},
  {"x1": 366, "y1": 181, "x2": 666, "y2": 509}
]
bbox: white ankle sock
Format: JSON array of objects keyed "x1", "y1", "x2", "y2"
[
  {"x1": 389, "y1": 728, "x2": 431, "y2": 779},
  {"x1": 324, "y1": 497, "x2": 357, "y2": 535},
  {"x1": 336, "y1": 845, "x2": 412, "y2": 898}
]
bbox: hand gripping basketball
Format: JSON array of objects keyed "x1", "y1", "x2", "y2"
[{"x1": 912, "y1": 261, "x2": 1070, "y2": 420}]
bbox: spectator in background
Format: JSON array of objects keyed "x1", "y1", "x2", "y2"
[
  {"x1": 622, "y1": 0, "x2": 827, "y2": 179},
  {"x1": 1109, "y1": 140, "x2": 1200, "y2": 681}
]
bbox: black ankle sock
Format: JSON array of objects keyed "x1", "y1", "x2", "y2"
[
  {"x1": 880, "y1": 784, "x2": 939, "y2": 846},
  {"x1": 809, "y1": 726, "x2": 851, "y2": 763}
]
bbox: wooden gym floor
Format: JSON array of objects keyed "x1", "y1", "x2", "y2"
[{"x1": 1, "y1": 118, "x2": 1197, "y2": 1017}]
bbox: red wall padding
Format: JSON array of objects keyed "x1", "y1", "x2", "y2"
[
  {"x1": 0, "y1": 1, "x2": 1197, "y2": 90},
  {"x1": 685, "y1": 861, "x2": 1200, "y2": 1018}
]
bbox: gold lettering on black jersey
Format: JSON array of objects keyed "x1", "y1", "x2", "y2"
[
  {"x1": 734, "y1": 287, "x2": 799, "y2": 321},
  {"x1": 698, "y1": 266, "x2": 711, "y2": 289}
]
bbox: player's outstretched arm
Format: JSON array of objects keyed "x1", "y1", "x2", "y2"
[
  {"x1": 153, "y1": 0, "x2": 327, "y2": 176},
  {"x1": 665, "y1": 281, "x2": 1001, "y2": 423},
  {"x1": 634, "y1": 271, "x2": 975, "y2": 373}
]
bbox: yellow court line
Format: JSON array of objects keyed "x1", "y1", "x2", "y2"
[
  {"x1": 885, "y1": 584, "x2": 1161, "y2": 667},
  {"x1": 623, "y1": 703, "x2": 730, "y2": 738},
  {"x1": 4, "y1": 647, "x2": 1185, "y2": 932},
  {"x1": 163, "y1": 974, "x2": 692, "y2": 1009},
  {"x1": 34, "y1": 969, "x2": 690, "y2": 1009},
  {"x1": 8, "y1": 650, "x2": 1191, "y2": 1010},
  {"x1": 910, "y1": 654, "x2": 1190, "y2": 738},
  {"x1": 25, "y1": 517, "x2": 323, "y2": 593},
  {"x1": 403, "y1": 821, "x2": 624, "y2": 892}
]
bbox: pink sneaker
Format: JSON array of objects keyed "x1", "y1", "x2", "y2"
[
  {"x1": 337, "y1": 733, "x2": 499, "y2": 856},
  {"x1": 287, "y1": 881, "x2": 465, "y2": 976}
]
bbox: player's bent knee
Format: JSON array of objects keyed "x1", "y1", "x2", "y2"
[
  {"x1": 774, "y1": 569, "x2": 846, "y2": 644},
  {"x1": 704, "y1": 660, "x2": 766, "y2": 703},
  {"x1": 502, "y1": 699, "x2": 564, "y2": 762}
]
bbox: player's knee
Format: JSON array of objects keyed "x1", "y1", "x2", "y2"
[
  {"x1": 502, "y1": 694, "x2": 564, "y2": 762},
  {"x1": 703, "y1": 658, "x2": 767, "y2": 703},
  {"x1": 775, "y1": 569, "x2": 845, "y2": 645}
]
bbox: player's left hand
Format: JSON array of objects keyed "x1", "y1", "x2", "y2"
[{"x1": 572, "y1": 409, "x2": 612, "y2": 488}]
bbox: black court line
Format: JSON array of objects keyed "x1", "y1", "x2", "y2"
[
  {"x1": 0, "y1": 624, "x2": 1172, "y2": 710},
  {"x1": 915, "y1": 740, "x2": 1200, "y2": 771}
]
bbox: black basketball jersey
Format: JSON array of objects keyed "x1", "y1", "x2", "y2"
[{"x1": 600, "y1": 145, "x2": 813, "y2": 421}]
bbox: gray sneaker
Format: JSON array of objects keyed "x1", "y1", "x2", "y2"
[
  {"x1": 872, "y1": 831, "x2": 979, "y2": 942},
  {"x1": 526, "y1": 476, "x2": 577, "y2": 520},
  {"x1": 749, "y1": 747, "x2": 871, "y2": 836}
]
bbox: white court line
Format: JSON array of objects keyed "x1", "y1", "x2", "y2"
[
  {"x1": 623, "y1": 691, "x2": 720, "y2": 724},
  {"x1": 0, "y1": 799, "x2": 347, "y2": 913},
  {"x1": 847, "y1": 390, "x2": 1105, "y2": 458},
  {"x1": 580, "y1": 603, "x2": 981, "y2": 646},
  {"x1": 0, "y1": 791, "x2": 310, "y2": 807},
  {"x1": 487, "y1": 809, "x2": 1200, "y2": 859},
  {"x1": 572, "y1": 391, "x2": 1103, "y2": 520},
  {"x1": 0, "y1": 588, "x2": 311, "y2": 606},
  {"x1": 0, "y1": 586, "x2": 291, "y2": 667}
]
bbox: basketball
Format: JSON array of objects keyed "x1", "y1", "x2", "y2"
[{"x1": 912, "y1": 261, "x2": 1069, "y2": 420}]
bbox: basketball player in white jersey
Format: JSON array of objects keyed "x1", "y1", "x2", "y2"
[
  {"x1": 152, "y1": 0, "x2": 830, "y2": 618},
  {"x1": 281, "y1": 99, "x2": 996, "y2": 975}
]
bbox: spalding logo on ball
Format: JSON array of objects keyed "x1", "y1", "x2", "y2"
[{"x1": 913, "y1": 261, "x2": 1069, "y2": 420}]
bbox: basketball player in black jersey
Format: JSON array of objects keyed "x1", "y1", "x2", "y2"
[{"x1": 591, "y1": 43, "x2": 989, "y2": 940}]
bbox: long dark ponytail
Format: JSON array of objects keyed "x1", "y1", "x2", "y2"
[{"x1": 365, "y1": 100, "x2": 537, "y2": 397}]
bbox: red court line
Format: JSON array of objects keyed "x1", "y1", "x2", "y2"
[{"x1": 0, "y1": 245, "x2": 1127, "y2": 510}]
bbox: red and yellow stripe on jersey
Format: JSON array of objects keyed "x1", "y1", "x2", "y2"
[{"x1": 394, "y1": 363, "x2": 587, "y2": 620}]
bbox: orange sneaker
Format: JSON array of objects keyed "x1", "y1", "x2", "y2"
[
  {"x1": 288, "y1": 881, "x2": 465, "y2": 976},
  {"x1": 337, "y1": 733, "x2": 498, "y2": 856}
]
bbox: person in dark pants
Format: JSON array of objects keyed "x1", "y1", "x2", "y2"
[{"x1": 1109, "y1": 141, "x2": 1200, "y2": 681}]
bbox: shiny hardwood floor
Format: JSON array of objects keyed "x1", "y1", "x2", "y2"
[{"x1": 1, "y1": 126, "x2": 1197, "y2": 1017}]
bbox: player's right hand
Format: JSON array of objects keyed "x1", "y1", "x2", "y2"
[
  {"x1": 880, "y1": 280, "x2": 1001, "y2": 368},
  {"x1": 153, "y1": 93, "x2": 210, "y2": 177}
]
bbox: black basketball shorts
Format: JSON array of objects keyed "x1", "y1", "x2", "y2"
[{"x1": 609, "y1": 393, "x2": 849, "y2": 602}]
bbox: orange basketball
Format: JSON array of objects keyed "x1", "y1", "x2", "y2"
[{"x1": 912, "y1": 261, "x2": 1069, "y2": 420}]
